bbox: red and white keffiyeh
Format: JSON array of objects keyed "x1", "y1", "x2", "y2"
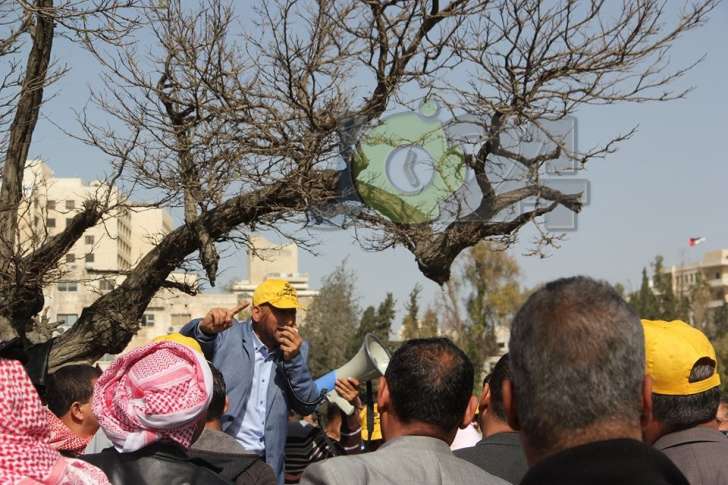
[
  {"x1": 45, "y1": 410, "x2": 90, "y2": 457},
  {"x1": 93, "y1": 341, "x2": 213, "y2": 453},
  {"x1": 0, "y1": 359, "x2": 110, "y2": 485}
]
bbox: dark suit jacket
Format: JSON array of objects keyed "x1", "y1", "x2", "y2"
[
  {"x1": 654, "y1": 426, "x2": 728, "y2": 485},
  {"x1": 520, "y1": 438, "x2": 688, "y2": 485},
  {"x1": 454, "y1": 431, "x2": 527, "y2": 484}
]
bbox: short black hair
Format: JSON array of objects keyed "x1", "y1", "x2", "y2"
[
  {"x1": 207, "y1": 363, "x2": 227, "y2": 422},
  {"x1": 485, "y1": 354, "x2": 510, "y2": 422},
  {"x1": 385, "y1": 337, "x2": 473, "y2": 434},
  {"x1": 653, "y1": 358, "x2": 721, "y2": 432},
  {"x1": 46, "y1": 364, "x2": 102, "y2": 417}
]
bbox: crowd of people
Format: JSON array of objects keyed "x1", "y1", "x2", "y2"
[{"x1": 1, "y1": 275, "x2": 728, "y2": 484}]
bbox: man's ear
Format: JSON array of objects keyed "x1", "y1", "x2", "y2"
[
  {"x1": 502, "y1": 378, "x2": 520, "y2": 431},
  {"x1": 224, "y1": 396, "x2": 230, "y2": 414},
  {"x1": 251, "y1": 305, "x2": 263, "y2": 321},
  {"x1": 479, "y1": 382, "x2": 491, "y2": 415},
  {"x1": 376, "y1": 376, "x2": 390, "y2": 413},
  {"x1": 460, "y1": 395, "x2": 478, "y2": 429},
  {"x1": 69, "y1": 401, "x2": 84, "y2": 422}
]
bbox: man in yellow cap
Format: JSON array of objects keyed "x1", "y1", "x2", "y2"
[
  {"x1": 642, "y1": 319, "x2": 728, "y2": 484},
  {"x1": 181, "y1": 279, "x2": 321, "y2": 485}
]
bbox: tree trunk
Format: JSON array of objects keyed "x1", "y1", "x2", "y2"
[{"x1": 0, "y1": 0, "x2": 54, "y2": 341}]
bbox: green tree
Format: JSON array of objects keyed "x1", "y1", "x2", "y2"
[
  {"x1": 629, "y1": 256, "x2": 693, "y2": 322},
  {"x1": 713, "y1": 332, "x2": 728, "y2": 398},
  {"x1": 631, "y1": 268, "x2": 659, "y2": 318},
  {"x1": 442, "y1": 242, "x2": 524, "y2": 385},
  {"x1": 419, "y1": 307, "x2": 439, "y2": 338},
  {"x1": 350, "y1": 292, "x2": 396, "y2": 355},
  {"x1": 714, "y1": 302, "x2": 728, "y2": 337},
  {"x1": 301, "y1": 261, "x2": 360, "y2": 377},
  {"x1": 400, "y1": 285, "x2": 422, "y2": 341}
]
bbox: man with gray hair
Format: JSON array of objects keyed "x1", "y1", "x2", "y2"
[{"x1": 503, "y1": 276, "x2": 689, "y2": 485}]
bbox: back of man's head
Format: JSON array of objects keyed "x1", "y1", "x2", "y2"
[
  {"x1": 385, "y1": 337, "x2": 474, "y2": 436},
  {"x1": 642, "y1": 320, "x2": 721, "y2": 438},
  {"x1": 207, "y1": 364, "x2": 227, "y2": 423},
  {"x1": 508, "y1": 276, "x2": 645, "y2": 458},
  {"x1": 46, "y1": 364, "x2": 102, "y2": 418},
  {"x1": 484, "y1": 354, "x2": 510, "y2": 423}
]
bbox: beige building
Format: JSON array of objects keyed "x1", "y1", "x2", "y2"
[
  {"x1": 22, "y1": 161, "x2": 319, "y2": 359},
  {"x1": 665, "y1": 249, "x2": 728, "y2": 309}
]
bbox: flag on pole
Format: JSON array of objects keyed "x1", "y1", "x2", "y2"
[{"x1": 688, "y1": 236, "x2": 706, "y2": 247}]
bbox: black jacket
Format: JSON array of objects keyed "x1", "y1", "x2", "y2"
[
  {"x1": 454, "y1": 431, "x2": 528, "y2": 484},
  {"x1": 80, "y1": 441, "x2": 232, "y2": 485},
  {"x1": 520, "y1": 438, "x2": 689, "y2": 485}
]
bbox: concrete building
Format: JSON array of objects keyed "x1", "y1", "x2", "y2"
[
  {"x1": 665, "y1": 249, "x2": 728, "y2": 309},
  {"x1": 22, "y1": 162, "x2": 319, "y2": 359}
]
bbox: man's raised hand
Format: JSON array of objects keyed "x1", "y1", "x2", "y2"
[{"x1": 200, "y1": 301, "x2": 250, "y2": 335}]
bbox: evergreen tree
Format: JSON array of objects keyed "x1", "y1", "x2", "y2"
[
  {"x1": 301, "y1": 261, "x2": 360, "y2": 377},
  {"x1": 400, "y1": 285, "x2": 422, "y2": 340},
  {"x1": 419, "y1": 307, "x2": 439, "y2": 338},
  {"x1": 633, "y1": 267, "x2": 659, "y2": 319}
]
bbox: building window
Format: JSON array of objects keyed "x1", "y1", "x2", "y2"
[
  {"x1": 141, "y1": 313, "x2": 155, "y2": 327},
  {"x1": 57, "y1": 314, "x2": 78, "y2": 330},
  {"x1": 57, "y1": 281, "x2": 78, "y2": 292},
  {"x1": 716, "y1": 272, "x2": 721, "y2": 280},
  {"x1": 85, "y1": 235, "x2": 94, "y2": 245},
  {"x1": 66, "y1": 217, "x2": 74, "y2": 227},
  {"x1": 65, "y1": 200, "x2": 75, "y2": 210},
  {"x1": 47, "y1": 200, "x2": 56, "y2": 210},
  {"x1": 65, "y1": 253, "x2": 75, "y2": 263},
  {"x1": 99, "y1": 279, "x2": 115, "y2": 291},
  {"x1": 498, "y1": 342, "x2": 506, "y2": 350},
  {"x1": 47, "y1": 218, "x2": 56, "y2": 228},
  {"x1": 85, "y1": 253, "x2": 94, "y2": 263}
]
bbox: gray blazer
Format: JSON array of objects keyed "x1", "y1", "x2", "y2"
[
  {"x1": 654, "y1": 427, "x2": 728, "y2": 485},
  {"x1": 300, "y1": 435, "x2": 511, "y2": 485}
]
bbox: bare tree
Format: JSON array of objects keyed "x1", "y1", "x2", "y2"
[
  {"x1": 0, "y1": 0, "x2": 139, "y2": 345},
  {"x1": 0, "y1": 0, "x2": 718, "y2": 368}
]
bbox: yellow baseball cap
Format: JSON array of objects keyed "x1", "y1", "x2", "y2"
[
  {"x1": 642, "y1": 319, "x2": 720, "y2": 395},
  {"x1": 252, "y1": 279, "x2": 299, "y2": 309},
  {"x1": 153, "y1": 333, "x2": 203, "y2": 354}
]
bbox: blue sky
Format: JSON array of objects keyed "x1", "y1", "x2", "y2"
[{"x1": 30, "y1": 2, "x2": 728, "y2": 318}]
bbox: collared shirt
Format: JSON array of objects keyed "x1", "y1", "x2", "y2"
[{"x1": 236, "y1": 330, "x2": 275, "y2": 455}]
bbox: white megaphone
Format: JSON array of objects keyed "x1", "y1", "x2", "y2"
[{"x1": 314, "y1": 333, "x2": 391, "y2": 415}]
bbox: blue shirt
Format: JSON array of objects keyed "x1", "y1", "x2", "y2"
[{"x1": 236, "y1": 330, "x2": 274, "y2": 454}]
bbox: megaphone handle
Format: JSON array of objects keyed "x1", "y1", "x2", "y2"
[{"x1": 326, "y1": 389, "x2": 355, "y2": 416}]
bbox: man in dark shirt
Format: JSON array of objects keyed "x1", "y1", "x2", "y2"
[
  {"x1": 503, "y1": 276, "x2": 688, "y2": 485},
  {"x1": 455, "y1": 354, "x2": 527, "y2": 483}
]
